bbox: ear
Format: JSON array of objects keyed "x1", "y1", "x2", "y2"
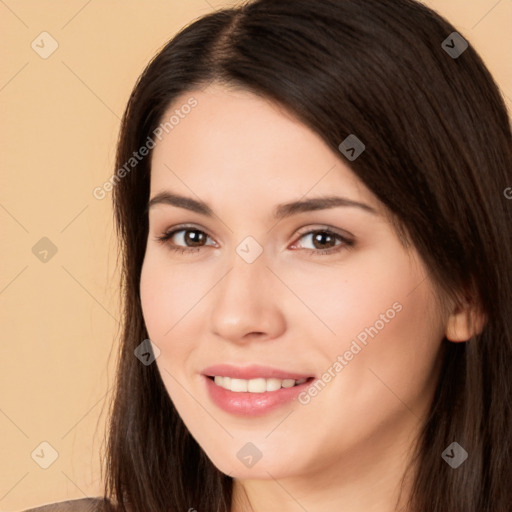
[{"x1": 445, "y1": 294, "x2": 487, "y2": 342}]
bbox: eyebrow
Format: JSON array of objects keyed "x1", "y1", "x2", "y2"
[{"x1": 147, "y1": 191, "x2": 378, "y2": 219}]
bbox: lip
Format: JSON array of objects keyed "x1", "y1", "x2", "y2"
[
  {"x1": 201, "y1": 363, "x2": 314, "y2": 381},
  {"x1": 201, "y1": 364, "x2": 316, "y2": 417}
]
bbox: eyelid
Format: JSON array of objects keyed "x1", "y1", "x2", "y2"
[{"x1": 293, "y1": 224, "x2": 354, "y2": 242}]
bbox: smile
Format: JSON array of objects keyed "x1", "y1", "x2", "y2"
[{"x1": 209, "y1": 375, "x2": 309, "y2": 393}]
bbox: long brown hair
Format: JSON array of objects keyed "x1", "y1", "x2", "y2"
[{"x1": 103, "y1": 0, "x2": 512, "y2": 510}]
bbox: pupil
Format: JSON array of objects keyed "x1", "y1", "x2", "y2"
[
  {"x1": 186, "y1": 230, "x2": 204, "y2": 246},
  {"x1": 314, "y1": 231, "x2": 334, "y2": 249}
]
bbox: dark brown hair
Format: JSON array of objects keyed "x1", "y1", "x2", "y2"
[{"x1": 103, "y1": 0, "x2": 512, "y2": 510}]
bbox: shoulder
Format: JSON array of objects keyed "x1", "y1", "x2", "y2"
[{"x1": 21, "y1": 497, "x2": 116, "y2": 512}]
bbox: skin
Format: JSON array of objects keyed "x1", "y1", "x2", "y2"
[{"x1": 139, "y1": 84, "x2": 480, "y2": 512}]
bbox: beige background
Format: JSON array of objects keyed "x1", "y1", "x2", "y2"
[{"x1": 0, "y1": 0, "x2": 510, "y2": 510}]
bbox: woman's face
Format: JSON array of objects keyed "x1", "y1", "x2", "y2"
[{"x1": 140, "y1": 85, "x2": 447, "y2": 482}]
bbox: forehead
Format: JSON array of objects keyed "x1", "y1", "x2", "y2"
[{"x1": 149, "y1": 85, "x2": 378, "y2": 211}]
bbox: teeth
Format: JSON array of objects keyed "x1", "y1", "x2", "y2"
[{"x1": 211, "y1": 376, "x2": 309, "y2": 393}]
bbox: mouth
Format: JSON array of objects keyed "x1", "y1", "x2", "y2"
[
  {"x1": 201, "y1": 364, "x2": 317, "y2": 416},
  {"x1": 206, "y1": 375, "x2": 314, "y2": 393}
]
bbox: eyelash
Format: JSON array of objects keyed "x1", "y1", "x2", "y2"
[{"x1": 154, "y1": 224, "x2": 354, "y2": 256}]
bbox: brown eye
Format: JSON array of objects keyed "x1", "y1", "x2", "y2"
[
  {"x1": 155, "y1": 227, "x2": 216, "y2": 253},
  {"x1": 309, "y1": 231, "x2": 339, "y2": 250},
  {"x1": 292, "y1": 228, "x2": 354, "y2": 256},
  {"x1": 178, "y1": 229, "x2": 208, "y2": 247}
]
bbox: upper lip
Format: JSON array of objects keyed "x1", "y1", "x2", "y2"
[{"x1": 201, "y1": 364, "x2": 314, "y2": 380}]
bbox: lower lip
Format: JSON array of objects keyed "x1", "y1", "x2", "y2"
[{"x1": 203, "y1": 375, "x2": 314, "y2": 416}]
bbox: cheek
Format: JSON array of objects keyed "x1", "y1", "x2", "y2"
[
  {"x1": 360, "y1": 282, "x2": 444, "y2": 396},
  {"x1": 317, "y1": 269, "x2": 443, "y2": 428},
  {"x1": 139, "y1": 252, "x2": 205, "y2": 339},
  {"x1": 293, "y1": 246, "x2": 444, "y2": 412},
  {"x1": 139, "y1": 256, "x2": 200, "y2": 403},
  {"x1": 139, "y1": 258, "x2": 168, "y2": 337},
  {"x1": 278, "y1": 247, "x2": 422, "y2": 345}
]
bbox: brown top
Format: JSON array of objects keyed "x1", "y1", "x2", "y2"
[{"x1": 21, "y1": 497, "x2": 114, "y2": 512}]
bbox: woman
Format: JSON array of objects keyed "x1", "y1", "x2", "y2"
[{"x1": 24, "y1": 0, "x2": 512, "y2": 510}]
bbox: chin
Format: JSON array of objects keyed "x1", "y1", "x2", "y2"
[{"x1": 202, "y1": 444, "x2": 297, "y2": 480}]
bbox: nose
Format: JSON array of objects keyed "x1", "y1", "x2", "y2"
[{"x1": 209, "y1": 251, "x2": 286, "y2": 344}]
